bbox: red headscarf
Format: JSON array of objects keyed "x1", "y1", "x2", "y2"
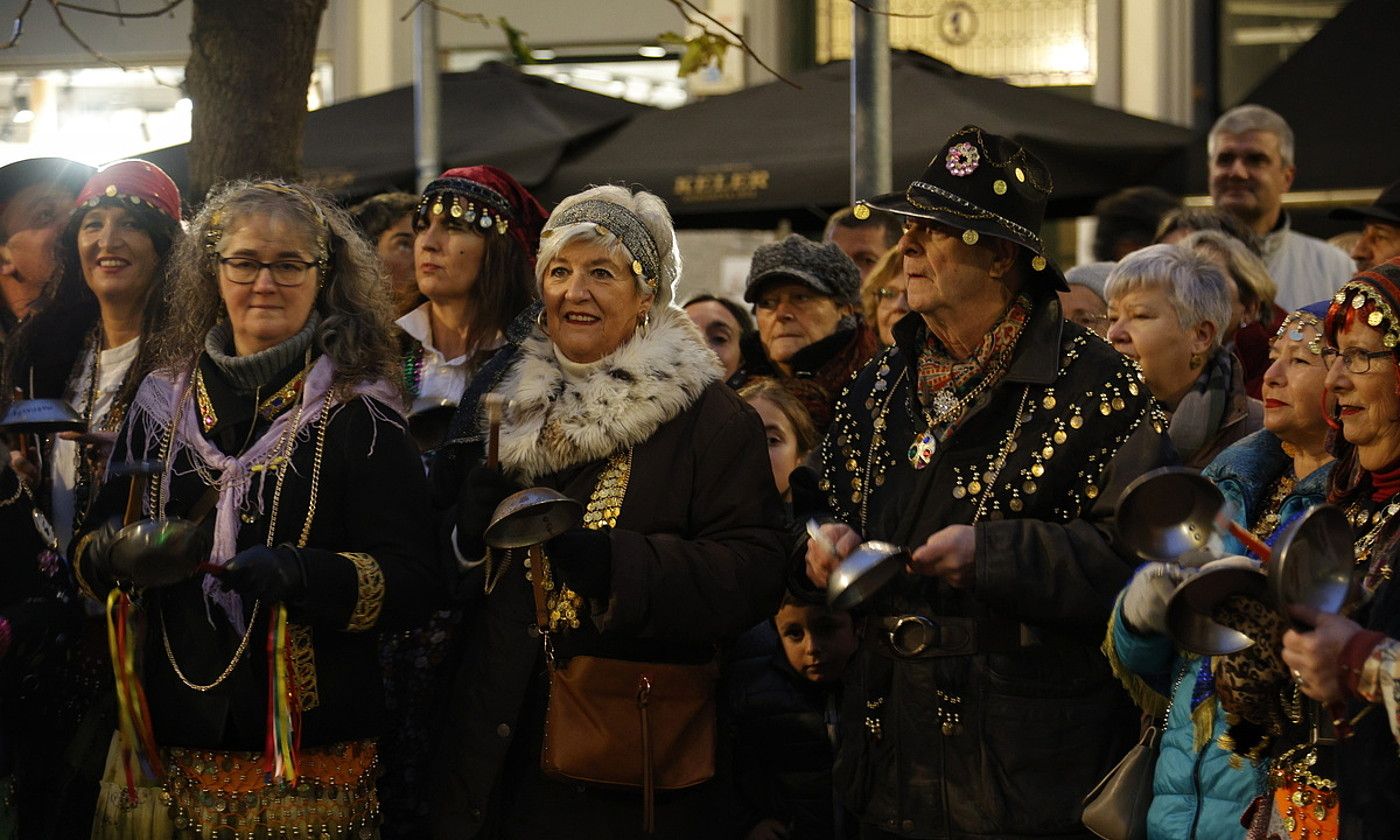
[{"x1": 420, "y1": 165, "x2": 548, "y2": 265}]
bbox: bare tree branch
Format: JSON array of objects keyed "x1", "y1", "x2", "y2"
[
  {"x1": 0, "y1": 0, "x2": 36, "y2": 49},
  {"x1": 48, "y1": 0, "x2": 128, "y2": 68},
  {"x1": 398, "y1": 0, "x2": 490, "y2": 27},
  {"x1": 53, "y1": 0, "x2": 183, "y2": 18}
]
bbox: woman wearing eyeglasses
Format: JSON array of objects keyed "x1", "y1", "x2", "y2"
[
  {"x1": 72, "y1": 180, "x2": 436, "y2": 839},
  {"x1": 1278, "y1": 259, "x2": 1400, "y2": 839},
  {"x1": 858, "y1": 245, "x2": 910, "y2": 347}
]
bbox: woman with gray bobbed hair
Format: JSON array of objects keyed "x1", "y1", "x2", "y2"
[
  {"x1": 74, "y1": 180, "x2": 437, "y2": 838},
  {"x1": 429, "y1": 184, "x2": 786, "y2": 838},
  {"x1": 1106, "y1": 242, "x2": 1263, "y2": 467}
]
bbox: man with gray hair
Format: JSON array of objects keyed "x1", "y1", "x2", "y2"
[{"x1": 1208, "y1": 104, "x2": 1352, "y2": 309}]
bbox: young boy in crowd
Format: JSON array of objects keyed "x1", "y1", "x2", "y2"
[{"x1": 730, "y1": 594, "x2": 859, "y2": 840}]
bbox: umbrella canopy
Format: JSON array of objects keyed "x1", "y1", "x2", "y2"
[
  {"x1": 141, "y1": 62, "x2": 646, "y2": 202},
  {"x1": 537, "y1": 50, "x2": 1193, "y2": 226},
  {"x1": 1179, "y1": 0, "x2": 1400, "y2": 194}
]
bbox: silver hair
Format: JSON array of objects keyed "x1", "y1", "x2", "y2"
[
  {"x1": 536, "y1": 184, "x2": 681, "y2": 309},
  {"x1": 1105, "y1": 242, "x2": 1232, "y2": 349},
  {"x1": 1179, "y1": 229, "x2": 1278, "y2": 312},
  {"x1": 1208, "y1": 104, "x2": 1295, "y2": 167}
]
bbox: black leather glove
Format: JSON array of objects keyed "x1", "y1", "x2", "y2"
[
  {"x1": 219, "y1": 545, "x2": 307, "y2": 604},
  {"x1": 545, "y1": 527, "x2": 613, "y2": 600},
  {"x1": 454, "y1": 465, "x2": 523, "y2": 559}
]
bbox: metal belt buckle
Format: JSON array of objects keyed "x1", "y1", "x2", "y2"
[{"x1": 888, "y1": 615, "x2": 939, "y2": 656}]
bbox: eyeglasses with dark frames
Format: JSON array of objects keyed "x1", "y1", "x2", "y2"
[
  {"x1": 218, "y1": 256, "x2": 321, "y2": 287},
  {"x1": 1320, "y1": 346, "x2": 1394, "y2": 374}
]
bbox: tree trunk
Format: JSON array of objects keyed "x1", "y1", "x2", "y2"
[{"x1": 185, "y1": 0, "x2": 329, "y2": 199}]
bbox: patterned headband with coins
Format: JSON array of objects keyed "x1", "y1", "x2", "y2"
[
  {"x1": 1274, "y1": 300, "x2": 1331, "y2": 356},
  {"x1": 542, "y1": 199, "x2": 661, "y2": 292},
  {"x1": 203, "y1": 181, "x2": 333, "y2": 271},
  {"x1": 1325, "y1": 261, "x2": 1400, "y2": 352},
  {"x1": 415, "y1": 177, "x2": 514, "y2": 237}
]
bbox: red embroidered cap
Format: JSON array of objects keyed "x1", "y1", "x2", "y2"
[{"x1": 75, "y1": 159, "x2": 182, "y2": 223}]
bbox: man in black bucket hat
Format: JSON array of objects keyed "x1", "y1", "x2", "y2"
[
  {"x1": 801, "y1": 126, "x2": 1176, "y2": 838},
  {"x1": 1331, "y1": 178, "x2": 1400, "y2": 273}
]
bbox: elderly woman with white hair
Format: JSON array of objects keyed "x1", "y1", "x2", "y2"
[
  {"x1": 1106, "y1": 242, "x2": 1263, "y2": 468},
  {"x1": 428, "y1": 185, "x2": 787, "y2": 839}
]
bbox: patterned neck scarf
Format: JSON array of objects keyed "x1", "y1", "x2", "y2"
[{"x1": 916, "y1": 293, "x2": 1031, "y2": 422}]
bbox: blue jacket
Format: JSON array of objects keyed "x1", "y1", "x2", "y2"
[
  {"x1": 1203, "y1": 429, "x2": 1331, "y2": 557},
  {"x1": 1105, "y1": 430, "x2": 1331, "y2": 840}
]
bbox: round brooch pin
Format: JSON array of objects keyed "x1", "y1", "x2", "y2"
[
  {"x1": 853, "y1": 203, "x2": 871, "y2": 220},
  {"x1": 945, "y1": 142, "x2": 980, "y2": 177}
]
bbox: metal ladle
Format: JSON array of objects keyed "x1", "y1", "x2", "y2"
[
  {"x1": 479, "y1": 394, "x2": 583, "y2": 550},
  {"x1": 105, "y1": 460, "x2": 218, "y2": 589}
]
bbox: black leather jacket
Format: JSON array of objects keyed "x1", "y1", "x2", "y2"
[{"x1": 817, "y1": 293, "x2": 1177, "y2": 838}]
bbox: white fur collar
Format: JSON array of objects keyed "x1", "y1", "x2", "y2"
[{"x1": 491, "y1": 305, "x2": 722, "y2": 482}]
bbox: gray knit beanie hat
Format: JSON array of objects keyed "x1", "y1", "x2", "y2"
[{"x1": 743, "y1": 234, "x2": 861, "y2": 306}]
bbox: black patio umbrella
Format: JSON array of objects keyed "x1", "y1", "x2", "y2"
[
  {"x1": 536, "y1": 50, "x2": 1194, "y2": 227},
  {"x1": 141, "y1": 61, "x2": 646, "y2": 203}
]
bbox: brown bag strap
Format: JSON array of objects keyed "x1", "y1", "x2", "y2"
[
  {"x1": 527, "y1": 545, "x2": 551, "y2": 637},
  {"x1": 639, "y1": 675, "x2": 654, "y2": 834}
]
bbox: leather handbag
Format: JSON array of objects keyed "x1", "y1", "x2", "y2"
[
  {"x1": 540, "y1": 653, "x2": 719, "y2": 791},
  {"x1": 528, "y1": 540, "x2": 718, "y2": 833},
  {"x1": 1080, "y1": 723, "x2": 1160, "y2": 840}
]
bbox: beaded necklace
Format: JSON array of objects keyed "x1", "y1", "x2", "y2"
[
  {"x1": 401, "y1": 345, "x2": 426, "y2": 398},
  {"x1": 71, "y1": 326, "x2": 139, "y2": 532},
  {"x1": 1349, "y1": 495, "x2": 1400, "y2": 592},
  {"x1": 1250, "y1": 470, "x2": 1298, "y2": 544}
]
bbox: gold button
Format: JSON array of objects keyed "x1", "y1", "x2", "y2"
[
  {"x1": 962, "y1": 229, "x2": 979, "y2": 246},
  {"x1": 1086, "y1": 485, "x2": 1099, "y2": 499},
  {"x1": 1053, "y1": 431, "x2": 1067, "y2": 444},
  {"x1": 1099, "y1": 402, "x2": 1112, "y2": 416},
  {"x1": 104, "y1": 184, "x2": 118, "y2": 196},
  {"x1": 968, "y1": 481, "x2": 982, "y2": 494},
  {"x1": 953, "y1": 486, "x2": 966, "y2": 499},
  {"x1": 1031, "y1": 255, "x2": 1047, "y2": 272},
  {"x1": 853, "y1": 203, "x2": 871, "y2": 220},
  {"x1": 1042, "y1": 395, "x2": 1056, "y2": 409},
  {"x1": 1369, "y1": 311, "x2": 1383, "y2": 327},
  {"x1": 1031, "y1": 464, "x2": 1044, "y2": 477},
  {"x1": 1015, "y1": 167, "x2": 1025, "y2": 182},
  {"x1": 1112, "y1": 397, "x2": 1125, "y2": 411},
  {"x1": 1070, "y1": 416, "x2": 1083, "y2": 429},
  {"x1": 1009, "y1": 498, "x2": 1023, "y2": 512},
  {"x1": 993, "y1": 179, "x2": 1007, "y2": 195}
]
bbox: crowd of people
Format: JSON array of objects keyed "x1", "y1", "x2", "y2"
[{"x1": 1, "y1": 100, "x2": 1399, "y2": 840}]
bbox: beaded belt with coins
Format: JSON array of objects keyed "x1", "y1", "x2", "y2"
[{"x1": 162, "y1": 740, "x2": 379, "y2": 839}]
